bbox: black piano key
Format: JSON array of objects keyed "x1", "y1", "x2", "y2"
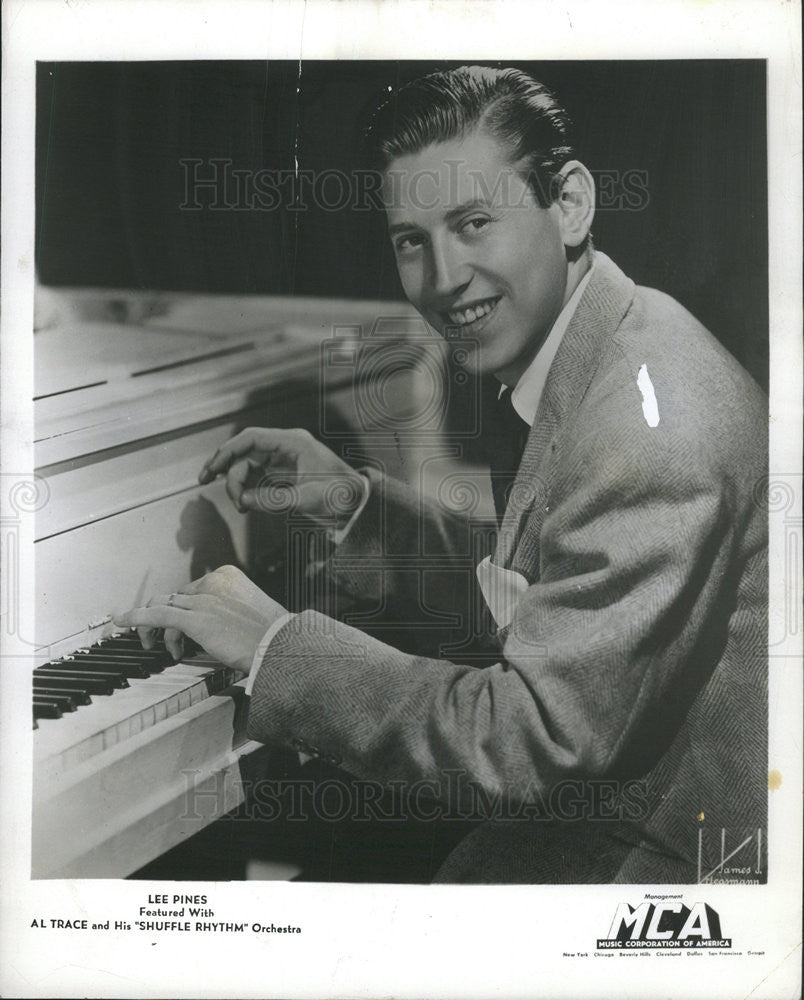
[
  {"x1": 90, "y1": 655, "x2": 169, "y2": 674},
  {"x1": 32, "y1": 690, "x2": 79, "y2": 712},
  {"x1": 107, "y1": 649, "x2": 173, "y2": 667},
  {"x1": 57, "y1": 656, "x2": 152, "y2": 679},
  {"x1": 91, "y1": 638, "x2": 170, "y2": 656},
  {"x1": 34, "y1": 698, "x2": 64, "y2": 720},
  {"x1": 35, "y1": 666, "x2": 130, "y2": 688},
  {"x1": 33, "y1": 672, "x2": 118, "y2": 695},
  {"x1": 35, "y1": 686, "x2": 92, "y2": 707},
  {"x1": 89, "y1": 647, "x2": 171, "y2": 663},
  {"x1": 98, "y1": 634, "x2": 198, "y2": 660},
  {"x1": 70, "y1": 651, "x2": 156, "y2": 663},
  {"x1": 204, "y1": 667, "x2": 236, "y2": 695},
  {"x1": 33, "y1": 673, "x2": 109, "y2": 697},
  {"x1": 91, "y1": 641, "x2": 172, "y2": 669}
]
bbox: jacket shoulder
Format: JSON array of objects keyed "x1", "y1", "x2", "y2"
[
  {"x1": 586, "y1": 283, "x2": 767, "y2": 447},
  {"x1": 615, "y1": 284, "x2": 766, "y2": 414},
  {"x1": 555, "y1": 281, "x2": 768, "y2": 510}
]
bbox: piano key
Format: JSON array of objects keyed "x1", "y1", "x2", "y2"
[
  {"x1": 94, "y1": 635, "x2": 163, "y2": 651},
  {"x1": 34, "y1": 672, "x2": 117, "y2": 695},
  {"x1": 88, "y1": 644, "x2": 173, "y2": 665},
  {"x1": 96, "y1": 643, "x2": 173, "y2": 663},
  {"x1": 95, "y1": 635, "x2": 198, "y2": 661},
  {"x1": 92, "y1": 655, "x2": 169, "y2": 674},
  {"x1": 33, "y1": 690, "x2": 80, "y2": 712},
  {"x1": 36, "y1": 666, "x2": 130, "y2": 688},
  {"x1": 35, "y1": 686, "x2": 92, "y2": 707},
  {"x1": 34, "y1": 699, "x2": 64, "y2": 720},
  {"x1": 79, "y1": 646, "x2": 171, "y2": 661},
  {"x1": 56, "y1": 656, "x2": 152, "y2": 679},
  {"x1": 95, "y1": 631, "x2": 146, "y2": 642},
  {"x1": 33, "y1": 673, "x2": 112, "y2": 695}
]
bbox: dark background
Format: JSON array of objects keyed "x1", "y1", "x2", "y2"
[{"x1": 35, "y1": 60, "x2": 768, "y2": 388}]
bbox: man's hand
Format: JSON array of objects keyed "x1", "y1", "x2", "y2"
[
  {"x1": 114, "y1": 565, "x2": 288, "y2": 674},
  {"x1": 198, "y1": 427, "x2": 365, "y2": 530}
]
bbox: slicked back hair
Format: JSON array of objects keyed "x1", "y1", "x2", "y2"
[{"x1": 367, "y1": 65, "x2": 577, "y2": 207}]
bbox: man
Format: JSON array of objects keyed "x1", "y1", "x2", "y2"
[{"x1": 118, "y1": 66, "x2": 768, "y2": 883}]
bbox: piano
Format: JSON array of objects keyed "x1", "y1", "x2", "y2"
[{"x1": 30, "y1": 285, "x2": 437, "y2": 879}]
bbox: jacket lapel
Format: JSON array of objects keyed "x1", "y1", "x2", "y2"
[{"x1": 493, "y1": 252, "x2": 636, "y2": 574}]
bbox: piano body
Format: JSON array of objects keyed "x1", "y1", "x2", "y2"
[{"x1": 31, "y1": 286, "x2": 437, "y2": 879}]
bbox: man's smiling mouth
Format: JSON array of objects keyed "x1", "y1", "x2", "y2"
[{"x1": 443, "y1": 295, "x2": 502, "y2": 328}]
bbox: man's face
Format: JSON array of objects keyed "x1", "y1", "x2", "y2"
[{"x1": 383, "y1": 128, "x2": 569, "y2": 385}]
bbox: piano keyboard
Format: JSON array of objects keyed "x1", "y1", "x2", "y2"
[
  {"x1": 33, "y1": 632, "x2": 236, "y2": 775},
  {"x1": 31, "y1": 631, "x2": 269, "y2": 879}
]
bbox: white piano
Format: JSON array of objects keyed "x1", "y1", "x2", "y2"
[{"x1": 31, "y1": 286, "x2": 435, "y2": 879}]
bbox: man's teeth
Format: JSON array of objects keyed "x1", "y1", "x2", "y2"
[{"x1": 447, "y1": 298, "x2": 498, "y2": 326}]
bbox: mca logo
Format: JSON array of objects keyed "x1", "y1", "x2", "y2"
[{"x1": 596, "y1": 902, "x2": 731, "y2": 949}]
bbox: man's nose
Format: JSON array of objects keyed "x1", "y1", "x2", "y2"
[{"x1": 428, "y1": 238, "x2": 471, "y2": 300}]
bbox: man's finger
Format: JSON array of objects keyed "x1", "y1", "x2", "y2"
[
  {"x1": 198, "y1": 428, "x2": 285, "y2": 484},
  {"x1": 146, "y1": 593, "x2": 174, "y2": 608},
  {"x1": 225, "y1": 458, "x2": 255, "y2": 511},
  {"x1": 138, "y1": 593, "x2": 191, "y2": 655},
  {"x1": 138, "y1": 625, "x2": 158, "y2": 650},
  {"x1": 198, "y1": 432, "x2": 258, "y2": 483},
  {"x1": 114, "y1": 604, "x2": 191, "y2": 632},
  {"x1": 163, "y1": 627, "x2": 185, "y2": 663}
]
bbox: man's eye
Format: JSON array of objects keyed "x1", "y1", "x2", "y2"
[
  {"x1": 394, "y1": 233, "x2": 425, "y2": 252},
  {"x1": 461, "y1": 216, "x2": 491, "y2": 235}
]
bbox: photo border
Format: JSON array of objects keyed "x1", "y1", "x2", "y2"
[{"x1": 2, "y1": 2, "x2": 801, "y2": 997}]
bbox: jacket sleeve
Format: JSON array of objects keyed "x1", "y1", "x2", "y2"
[{"x1": 247, "y1": 365, "x2": 764, "y2": 804}]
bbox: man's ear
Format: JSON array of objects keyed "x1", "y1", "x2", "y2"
[{"x1": 554, "y1": 160, "x2": 595, "y2": 248}]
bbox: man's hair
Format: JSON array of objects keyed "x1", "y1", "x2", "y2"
[{"x1": 367, "y1": 65, "x2": 577, "y2": 207}]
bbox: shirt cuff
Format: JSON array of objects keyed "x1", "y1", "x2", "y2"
[
  {"x1": 245, "y1": 612, "x2": 296, "y2": 695},
  {"x1": 326, "y1": 472, "x2": 370, "y2": 545}
]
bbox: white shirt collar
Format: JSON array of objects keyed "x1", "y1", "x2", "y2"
[{"x1": 504, "y1": 260, "x2": 595, "y2": 426}]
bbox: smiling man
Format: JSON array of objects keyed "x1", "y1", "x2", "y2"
[
  {"x1": 119, "y1": 66, "x2": 768, "y2": 884},
  {"x1": 383, "y1": 125, "x2": 592, "y2": 388}
]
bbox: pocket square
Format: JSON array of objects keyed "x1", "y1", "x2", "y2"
[{"x1": 476, "y1": 555, "x2": 530, "y2": 629}]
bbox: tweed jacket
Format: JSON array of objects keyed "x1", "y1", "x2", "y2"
[{"x1": 247, "y1": 252, "x2": 768, "y2": 881}]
